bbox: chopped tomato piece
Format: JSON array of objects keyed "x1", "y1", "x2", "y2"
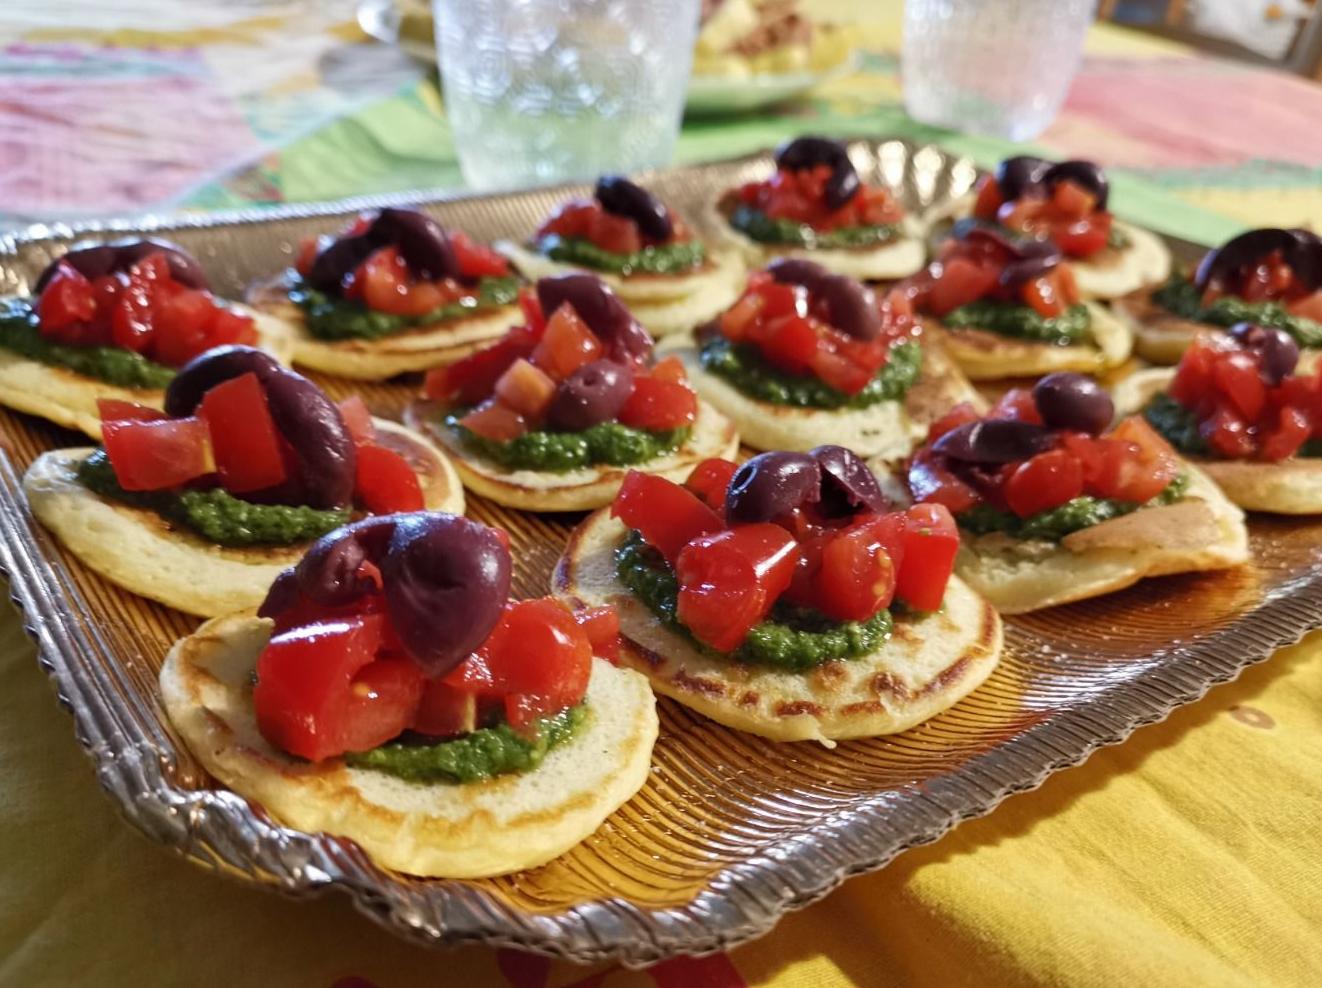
[
  {"x1": 150, "y1": 289, "x2": 216, "y2": 367},
  {"x1": 357, "y1": 246, "x2": 448, "y2": 317},
  {"x1": 907, "y1": 448, "x2": 980, "y2": 514},
  {"x1": 812, "y1": 514, "x2": 902, "y2": 622},
  {"x1": 459, "y1": 399, "x2": 527, "y2": 442},
  {"x1": 102, "y1": 416, "x2": 214, "y2": 491},
  {"x1": 483, "y1": 598, "x2": 593, "y2": 729},
  {"x1": 532, "y1": 303, "x2": 603, "y2": 379},
  {"x1": 198, "y1": 372, "x2": 288, "y2": 494},
  {"x1": 586, "y1": 210, "x2": 643, "y2": 255},
  {"x1": 1211, "y1": 351, "x2": 1266, "y2": 421},
  {"x1": 1201, "y1": 405, "x2": 1255, "y2": 460},
  {"x1": 760, "y1": 314, "x2": 820, "y2": 374},
  {"x1": 1260, "y1": 405, "x2": 1311, "y2": 462},
  {"x1": 337, "y1": 395, "x2": 376, "y2": 446},
  {"x1": 927, "y1": 256, "x2": 999, "y2": 316},
  {"x1": 1104, "y1": 416, "x2": 1180, "y2": 501},
  {"x1": 36, "y1": 262, "x2": 97, "y2": 339},
  {"x1": 424, "y1": 327, "x2": 538, "y2": 406},
  {"x1": 972, "y1": 176, "x2": 1004, "y2": 219},
  {"x1": 676, "y1": 524, "x2": 799, "y2": 652},
  {"x1": 896, "y1": 504, "x2": 959, "y2": 612},
  {"x1": 574, "y1": 605, "x2": 620, "y2": 663},
  {"x1": 926, "y1": 402, "x2": 982, "y2": 442},
  {"x1": 617, "y1": 376, "x2": 698, "y2": 430},
  {"x1": 809, "y1": 348, "x2": 872, "y2": 396},
  {"x1": 1003, "y1": 449, "x2": 1084, "y2": 518},
  {"x1": 110, "y1": 283, "x2": 154, "y2": 354},
  {"x1": 1056, "y1": 215, "x2": 1110, "y2": 258},
  {"x1": 355, "y1": 444, "x2": 424, "y2": 514},
  {"x1": 96, "y1": 399, "x2": 167, "y2": 424},
  {"x1": 649, "y1": 355, "x2": 688, "y2": 385},
  {"x1": 611, "y1": 471, "x2": 722, "y2": 563},
  {"x1": 1021, "y1": 274, "x2": 1065, "y2": 318},
  {"x1": 494, "y1": 358, "x2": 557, "y2": 420},
  {"x1": 989, "y1": 387, "x2": 1044, "y2": 424},
  {"x1": 412, "y1": 675, "x2": 477, "y2": 737},
  {"x1": 684, "y1": 457, "x2": 739, "y2": 513},
  {"x1": 450, "y1": 230, "x2": 510, "y2": 279}
]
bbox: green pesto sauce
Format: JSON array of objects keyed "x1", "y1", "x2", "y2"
[
  {"x1": 615, "y1": 531, "x2": 892, "y2": 672},
  {"x1": 957, "y1": 473, "x2": 1190, "y2": 542},
  {"x1": 536, "y1": 234, "x2": 706, "y2": 276},
  {"x1": 345, "y1": 704, "x2": 589, "y2": 784},
  {"x1": 446, "y1": 412, "x2": 690, "y2": 473},
  {"x1": 729, "y1": 205, "x2": 900, "y2": 250},
  {"x1": 76, "y1": 448, "x2": 349, "y2": 547},
  {"x1": 699, "y1": 336, "x2": 923, "y2": 410},
  {"x1": 0, "y1": 298, "x2": 175, "y2": 389},
  {"x1": 288, "y1": 274, "x2": 521, "y2": 342},
  {"x1": 943, "y1": 301, "x2": 1091, "y2": 346},
  {"x1": 1150, "y1": 275, "x2": 1322, "y2": 348},
  {"x1": 1144, "y1": 391, "x2": 1322, "y2": 459}
]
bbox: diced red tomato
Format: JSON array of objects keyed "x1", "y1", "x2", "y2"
[
  {"x1": 337, "y1": 395, "x2": 376, "y2": 446},
  {"x1": 110, "y1": 283, "x2": 154, "y2": 354},
  {"x1": 1201, "y1": 406, "x2": 1255, "y2": 460},
  {"x1": 450, "y1": 231, "x2": 510, "y2": 279},
  {"x1": 927, "y1": 256, "x2": 999, "y2": 317},
  {"x1": 587, "y1": 211, "x2": 643, "y2": 255},
  {"x1": 1103, "y1": 417, "x2": 1180, "y2": 501},
  {"x1": 413, "y1": 675, "x2": 478, "y2": 737},
  {"x1": 532, "y1": 303, "x2": 603, "y2": 379},
  {"x1": 1056, "y1": 215, "x2": 1111, "y2": 257},
  {"x1": 198, "y1": 372, "x2": 288, "y2": 494},
  {"x1": 36, "y1": 262, "x2": 97, "y2": 340},
  {"x1": 759, "y1": 314, "x2": 820, "y2": 374},
  {"x1": 354, "y1": 443, "x2": 424, "y2": 514},
  {"x1": 649, "y1": 355, "x2": 688, "y2": 385},
  {"x1": 1003, "y1": 449, "x2": 1084, "y2": 518},
  {"x1": 675, "y1": 524, "x2": 799, "y2": 651},
  {"x1": 1260, "y1": 405, "x2": 1311, "y2": 462},
  {"x1": 1022, "y1": 274, "x2": 1065, "y2": 318},
  {"x1": 459, "y1": 399, "x2": 528, "y2": 442},
  {"x1": 895, "y1": 504, "x2": 959, "y2": 612},
  {"x1": 357, "y1": 246, "x2": 450, "y2": 317},
  {"x1": 617, "y1": 375, "x2": 698, "y2": 430},
  {"x1": 811, "y1": 514, "x2": 902, "y2": 622},
  {"x1": 424, "y1": 327, "x2": 538, "y2": 405},
  {"x1": 809, "y1": 348, "x2": 872, "y2": 396},
  {"x1": 972, "y1": 176, "x2": 1004, "y2": 220},
  {"x1": 483, "y1": 598, "x2": 593, "y2": 729},
  {"x1": 684, "y1": 457, "x2": 739, "y2": 513},
  {"x1": 611, "y1": 471, "x2": 723, "y2": 563},
  {"x1": 96, "y1": 399, "x2": 167, "y2": 424},
  {"x1": 1211, "y1": 351, "x2": 1266, "y2": 421},
  {"x1": 907, "y1": 448, "x2": 981, "y2": 514},
  {"x1": 102, "y1": 416, "x2": 214, "y2": 491},
  {"x1": 989, "y1": 387, "x2": 1044, "y2": 424},
  {"x1": 574, "y1": 605, "x2": 620, "y2": 663},
  {"x1": 926, "y1": 402, "x2": 982, "y2": 442},
  {"x1": 494, "y1": 358, "x2": 557, "y2": 420}
]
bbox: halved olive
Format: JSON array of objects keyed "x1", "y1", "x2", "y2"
[
  {"x1": 1032, "y1": 373, "x2": 1114, "y2": 435},
  {"x1": 774, "y1": 136, "x2": 860, "y2": 211},
  {"x1": 810, "y1": 445, "x2": 886, "y2": 516},
  {"x1": 35, "y1": 237, "x2": 210, "y2": 293},
  {"x1": 932, "y1": 419, "x2": 1055, "y2": 465},
  {"x1": 536, "y1": 274, "x2": 653, "y2": 362},
  {"x1": 725, "y1": 451, "x2": 822, "y2": 523},
  {"x1": 595, "y1": 176, "x2": 673, "y2": 242},
  {"x1": 1229, "y1": 322, "x2": 1299, "y2": 384}
]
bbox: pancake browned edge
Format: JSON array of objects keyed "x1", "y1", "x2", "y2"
[
  {"x1": 937, "y1": 301, "x2": 1133, "y2": 381},
  {"x1": 21, "y1": 419, "x2": 464, "y2": 617},
  {"x1": 497, "y1": 241, "x2": 746, "y2": 338},
  {"x1": 404, "y1": 397, "x2": 740, "y2": 511},
  {"x1": 1113, "y1": 367, "x2": 1322, "y2": 514},
  {"x1": 664, "y1": 331, "x2": 985, "y2": 460},
  {"x1": 554, "y1": 509, "x2": 1003, "y2": 745},
  {"x1": 160, "y1": 614, "x2": 658, "y2": 878},
  {"x1": 0, "y1": 303, "x2": 293, "y2": 439},
  {"x1": 246, "y1": 273, "x2": 522, "y2": 380}
]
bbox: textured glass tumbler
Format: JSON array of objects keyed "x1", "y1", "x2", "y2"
[
  {"x1": 902, "y1": 0, "x2": 1094, "y2": 141},
  {"x1": 435, "y1": 0, "x2": 701, "y2": 190}
]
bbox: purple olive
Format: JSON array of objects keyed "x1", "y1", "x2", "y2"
[
  {"x1": 595, "y1": 176, "x2": 673, "y2": 242},
  {"x1": 994, "y1": 156, "x2": 1051, "y2": 201},
  {"x1": 1032, "y1": 373, "x2": 1114, "y2": 435},
  {"x1": 767, "y1": 257, "x2": 832, "y2": 292},
  {"x1": 546, "y1": 359, "x2": 634, "y2": 431},
  {"x1": 767, "y1": 259, "x2": 882, "y2": 340},
  {"x1": 35, "y1": 237, "x2": 210, "y2": 294},
  {"x1": 163, "y1": 345, "x2": 283, "y2": 417},
  {"x1": 959, "y1": 226, "x2": 1063, "y2": 287},
  {"x1": 932, "y1": 419, "x2": 1056, "y2": 465},
  {"x1": 725, "y1": 452, "x2": 822, "y2": 524},
  {"x1": 536, "y1": 274, "x2": 653, "y2": 363},
  {"x1": 1043, "y1": 160, "x2": 1109, "y2": 210},
  {"x1": 810, "y1": 445, "x2": 887, "y2": 517},
  {"x1": 774, "y1": 136, "x2": 860, "y2": 211},
  {"x1": 1229, "y1": 322, "x2": 1300, "y2": 385},
  {"x1": 261, "y1": 370, "x2": 356, "y2": 509},
  {"x1": 305, "y1": 231, "x2": 378, "y2": 293},
  {"x1": 371, "y1": 207, "x2": 459, "y2": 282},
  {"x1": 1194, "y1": 228, "x2": 1322, "y2": 293}
]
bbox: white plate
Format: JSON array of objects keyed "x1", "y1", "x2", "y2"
[{"x1": 685, "y1": 50, "x2": 860, "y2": 115}]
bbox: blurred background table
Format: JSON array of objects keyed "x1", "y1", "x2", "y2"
[{"x1": 0, "y1": 2, "x2": 1320, "y2": 986}]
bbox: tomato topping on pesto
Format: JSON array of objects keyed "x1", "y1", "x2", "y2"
[{"x1": 972, "y1": 156, "x2": 1117, "y2": 259}]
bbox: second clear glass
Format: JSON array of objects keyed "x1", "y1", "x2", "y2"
[{"x1": 435, "y1": 0, "x2": 701, "y2": 191}]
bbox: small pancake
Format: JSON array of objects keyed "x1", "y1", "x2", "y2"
[
  {"x1": 0, "y1": 302, "x2": 292, "y2": 439},
  {"x1": 160, "y1": 615, "x2": 657, "y2": 878},
  {"x1": 665, "y1": 333, "x2": 984, "y2": 460},
  {"x1": 1111, "y1": 288, "x2": 1215, "y2": 365},
  {"x1": 952, "y1": 464, "x2": 1248, "y2": 614},
  {"x1": 938, "y1": 301, "x2": 1133, "y2": 380},
  {"x1": 22, "y1": 419, "x2": 463, "y2": 616},
  {"x1": 554, "y1": 510, "x2": 1004, "y2": 744},
  {"x1": 404, "y1": 397, "x2": 739, "y2": 512},
  {"x1": 1069, "y1": 221, "x2": 1172, "y2": 300},
  {"x1": 246, "y1": 274, "x2": 522, "y2": 380}
]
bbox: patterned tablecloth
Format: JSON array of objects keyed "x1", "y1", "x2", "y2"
[{"x1": 0, "y1": 3, "x2": 1320, "y2": 986}]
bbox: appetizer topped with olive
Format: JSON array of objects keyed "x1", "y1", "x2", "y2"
[
  {"x1": 1113, "y1": 324, "x2": 1322, "y2": 514},
  {"x1": 497, "y1": 175, "x2": 743, "y2": 337},
  {"x1": 0, "y1": 239, "x2": 291, "y2": 437},
  {"x1": 247, "y1": 207, "x2": 523, "y2": 380},
  {"x1": 1114, "y1": 227, "x2": 1322, "y2": 364},
  {"x1": 406, "y1": 273, "x2": 738, "y2": 511},
  {"x1": 905, "y1": 372, "x2": 1247, "y2": 614},
  {"x1": 160, "y1": 512, "x2": 658, "y2": 878},
  {"x1": 900, "y1": 224, "x2": 1132, "y2": 380},
  {"x1": 710, "y1": 136, "x2": 926, "y2": 280},
  {"x1": 555, "y1": 446, "x2": 1003, "y2": 745},
  {"x1": 948, "y1": 155, "x2": 1171, "y2": 299},
  {"x1": 670, "y1": 257, "x2": 981, "y2": 458},
  {"x1": 24, "y1": 346, "x2": 463, "y2": 617}
]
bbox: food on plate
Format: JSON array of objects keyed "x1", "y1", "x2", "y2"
[
  {"x1": 160, "y1": 512, "x2": 657, "y2": 877},
  {"x1": 497, "y1": 175, "x2": 744, "y2": 337},
  {"x1": 554, "y1": 446, "x2": 1003, "y2": 744},
  {"x1": 709, "y1": 136, "x2": 926, "y2": 280},
  {"x1": 670, "y1": 258, "x2": 982, "y2": 458},
  {"x1": 0, "y1": 239, "x2": 291, "y2": 437},
  {"x1": 932, "y1": 155, "x2": 1171, "y2": 300},
  {"x1": 1113, "y1": 227, "x2": 1322, "y2": 364},
  {"x1": 905, "y1": 373, "x2": 1248, "y2": 613},
  {"x1": 404, "y1": 273, "x2": 738, "y2": 511},
  {"x1": 246, "y1": 208, "x2": 523, "y2": 379},
  {"x1": 1113, "y1": 324, "x2": 1322, "y2": 513},
  {"x1": 692, "y1": 0, "x2": 852, "y2": 79},
  {"x1": 24, "y1": 346, "x2": 463, "y2": 616},
  {"x1": 900, "y1": 223, "x2": 1133, "y2": 380}
]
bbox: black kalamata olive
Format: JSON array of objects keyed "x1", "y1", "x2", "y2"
[
  {"x1": 767, "y1": 257, "x2": 832, "y2": 292},
  {"x1": 1043, "y1": 160, "x2": 1109, "y2": 210},
  {"x1": 371, "y1": 207, "x2": 459, "y2": 282},
  {"x1": 163, "y1": 345, "x2": 283, "y2": 417},
  {"x1": 536, "y1": 274, "x2": 653, "y2": 363},
  {"x1": 261, "y1": 370, "x2": 356, "y2": 509},
  {"x1": 810, "y1": 445, "x2": 886, "y2": 517},
  {"x1": 546, "y1": 359, "x2": 634, "y2": 431},
  {"x1": 1193, "y1": 228, "x2": 1322, "y2": 293},
  {"x1": 961, "y1": 226, "x2": 1063, "y2": 287},
  {"x1": 35, "y1": 237, "x2": 210, "y2": 294},
  {"x1": 1032, "y1": 373, "x2": 1114, "y2": 435},
  {"x1": 725, "y1": 452, "x2": 822, "y2": 524},
  {"x1": 932, "y1": 419, "x2": 1056, "y2": 465},
  {"x1": 994, "y1": 156, "x2": 1050, "y2": 201},
  {"x1": 595, "y1": 176, "x2": 673, "y2": 242},
  {"x1": 380, "y1": 513, "x2": 511, "y2": 677},
  {"x1": 288, "y1": 516, "x2": 396, "y2": 608},
  {"x1": 1229, "y1": 322, "x2": 1300, "y2": 384},
  {"x1": 305, "y1": 231, "x2": 378, "y2": 293},
  {"x1": 774, "y1": 136, "x2": 860, "y2": 211},
  {"x1": 767, "y1": 258, "x2": 881, "y2": 340}
]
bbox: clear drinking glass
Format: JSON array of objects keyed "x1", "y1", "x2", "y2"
[
  {"x1": 902, "y1": 0, "x2": 1094, "y2": 141},
  {"x1": 435, "y1": 0, "x2": 701, "y2": 190}
]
